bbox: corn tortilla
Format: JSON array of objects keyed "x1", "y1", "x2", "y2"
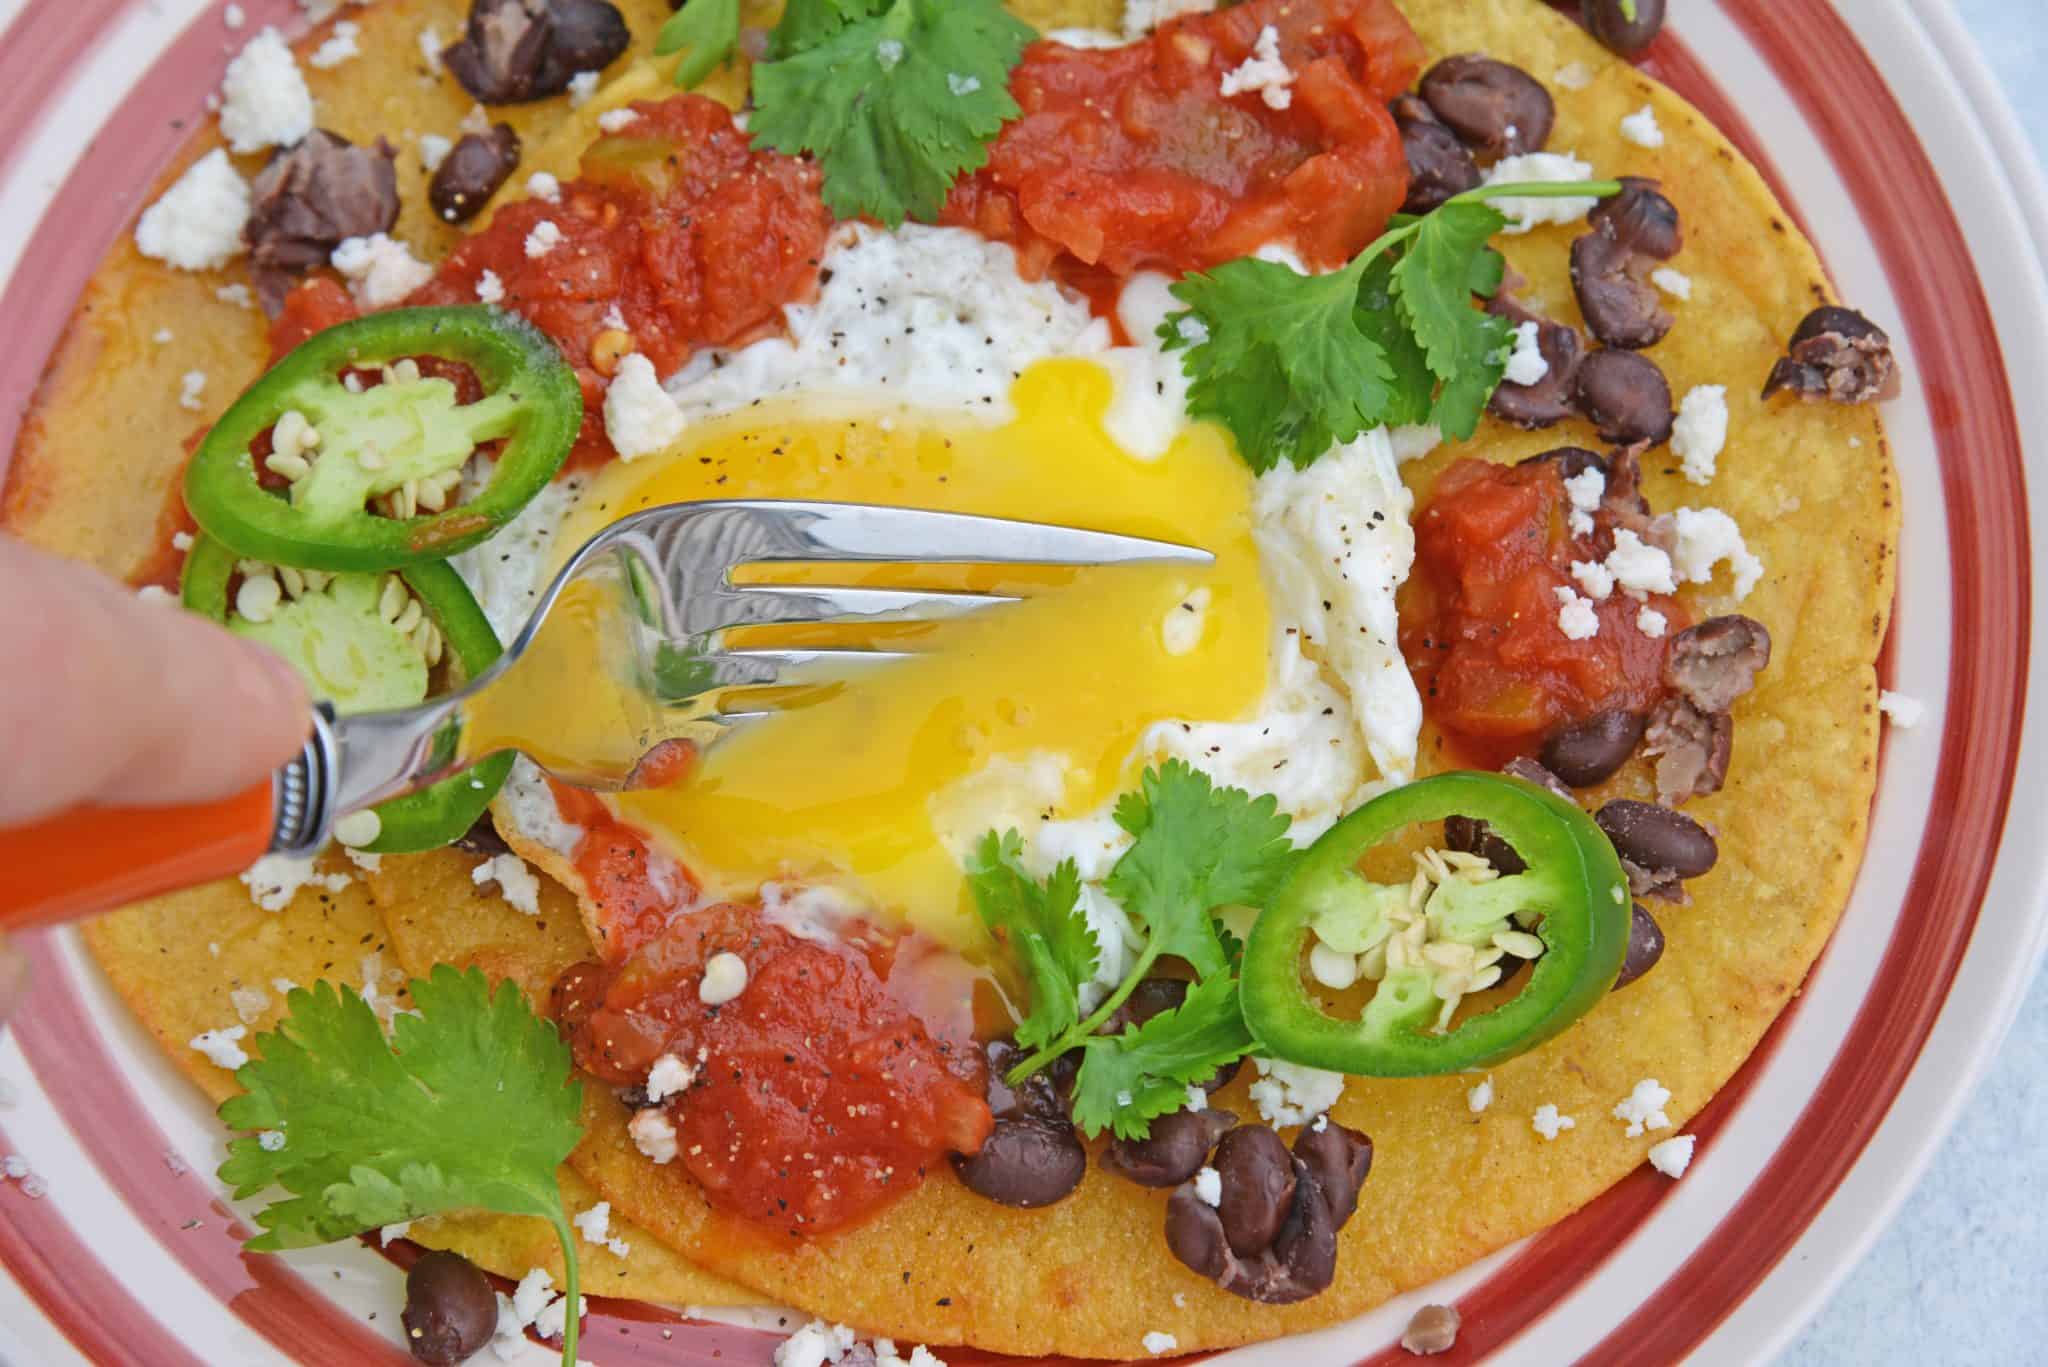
[{"x1": 11, "y1": 0, "x2": 1896, "y2": 1356}]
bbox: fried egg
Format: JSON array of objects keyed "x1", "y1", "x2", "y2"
[{"x1": 456, "y1": 223, "x2": 1423, "y2": 950}]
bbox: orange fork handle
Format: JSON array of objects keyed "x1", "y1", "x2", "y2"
[{"x1": 0, "y1": 781, "x2": 276, "y2": 930}]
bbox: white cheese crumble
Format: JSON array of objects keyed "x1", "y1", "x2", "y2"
[
  {"x1": 417, "y1": 24, "x2": 444, "y2": 71},
  {"x1": 1503, "y1": 319, "x2": 1549, "y2": 386},
  {"x1": 699, "y1": 951, "x2": 749, "y2": 1006},
  {"x1": 1531, "y1": 1104, "x2": 1575, "y2": 1140},
  {"x1": 178, "y1": 370, "x2": 209, "y2": 412},
  {"x1": 135, "y1": 149, "x2": 250, "y2": 270},
  {"x1": 240, "y1": 853, "x2": 349, "y2": 911},
  {"x1": 1219, "y1": 24, "x2": 1294, "y2": 110},
  {"x1": 572, "y1": 1202, "x2": 630, "y2": 1257},
  {"x1": 1637, "y1": 606, "x2": 1668, "y2": 638},
  {"x1": 1564, "y1": 465, "x2": 1605, "y2": 538},
  {"x1": 527, "y1": 171, "x2": 562, "y2": 202},
  {"x1": 524, "y1": 219, "x2": 564, "y2": 258},
  {"x1": 1122, "y1": 0, "x2": 1216, "y2": 38},
  {"x1": 189, "y1": 1026, "x2": 249, "y2": 1069},
  {"x1": 476, "y1": 269, "x2": 505, "y2": 304},
  {"x1": 1141, "y1": 1332, "x2": 1180, "y2": 1356},
  {"x1": 1161, "y1": 586, "x2": 1211, "y2": 656},
  {"x1": 1185, "y1": 1084, "x2": 1208, "y2": 1113},
  {"x1": 1248, "y1": 1057, "x2": 1345, "y2": 1128},
  {"x1": 645, "y1": 1053, "x2": 697, "y2": 1103},
  {"x1": 1482, "y1": 152, "x2": 1598, "y2": 233},
  {"x1": 1554, "y1": 61, "x2": 1592, "y2": 91},
  {"x1": 224, "y1": 3, "x2": 246, "y2": 28},
  {"x1": 331, "y1": 233, "x2": 434, "y2": 308},
  {"x1": 1879, "y1": 691, "x2": 1925, "y2": 729},
  {"x1": 230, "y1": 986, "x2": 271, "y2": 1024},
  {"x1": 0, "y1": 1155, "x2": 27, "y2": 1179},
  {"x1": 1652, "y1": 266, "x2": 1693, "y2": 300},
  {"x1": 1555, "y1": 585, "x2": 1600, "y2": 641},
  {"x1": 255, "y1": 1130, "x2": 286, "y2": 1152},
  {"x1": 1606, "y1": 528, "x2": 1678, "y2": 597},
  {"x1": 1619, "y1": 104, "x2": 1665, "y2": 148},
  {"x1": 1467, "y1": 1078, "x2": 1493, "y2": 1114},
  {"x1": 215, "y1": 282, "x2": 254, "y2": 309},
  {"x1": 1672, "y1": 384, "x2": 1729, "y2": 485},
  {"x1": 378, "y1": 1220, "x2": 412, "y2": 1246},
  {"x1": 605, "y1": 353, "x2": 690, "y2": 459},
  {"x1": 1670, "y1": 507, "x2": 1764, "y2": 599},
  {"x1": 1647, "y1": 1134, "x2": 1696, "y2": 1178},
  {"x1": 218, "y1": 29, "x2": 314, "y2": 155},
  {"x1": 472, "y1": 853, "x2": 540, "y2": 914},
  {"x1": 309, "y1": 20, "x2": 361, "y2": 69},
  {"x1": 596, "y1": 107, "x2": 640, "y2": 133},
  {"x1": 1612, "y1": 1078, "x2": 1673, "y2": 1137},
  {"x1": 1570, "y1": 558, "x2": 1615, "y2": 602},
  {"x1": 1193, "y1": 1166, "x2": 1223, "y2": 1207},
  {"x1": 947, "y1": 73, "x2": 982, "y2": 96},
  {"x1": 568, "y1": 71, "x2": 600, "y2": 106},
  {"x1": 417, "y1": 132, "x2": 453, "y2": 172},
  {"x1": 776, "y1": 1321, "x2": 859, "y2": 1367},
  {"x1": 628, "y1": 1108, "x2": 679, "y2": 1164},
  {"x1": 875, "y1": 37, "x2": 906, "y2": 71}
]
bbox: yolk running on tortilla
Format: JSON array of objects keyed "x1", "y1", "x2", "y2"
[{"x1": 479, "y1": 359, "x2": 1268, "y2": 946}]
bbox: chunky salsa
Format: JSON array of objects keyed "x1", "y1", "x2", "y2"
[
  {"x1": 552, "y1": 902, "x2": 993, "y2": 1238},
  {"x1": 1402, "y1": 457, "x2": 1684, "y2": 761},
  {"x1": 941, "y1": 0, "x2": 1421, "y2": 279}
]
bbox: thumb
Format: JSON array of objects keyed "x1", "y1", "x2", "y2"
[{"x1": 0, "y1": 535, "x2": 310, "y2": 827}]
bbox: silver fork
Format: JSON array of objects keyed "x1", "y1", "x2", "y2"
[{"x1": 264, "y1": 500, "x2": 1211, "y2": 856}]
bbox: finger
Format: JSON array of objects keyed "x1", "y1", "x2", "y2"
[{"x1": 0, "y1": 537, "x2": 310, "y2": 826}]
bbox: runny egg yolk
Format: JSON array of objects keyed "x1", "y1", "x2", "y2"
[{"x1": 547, "y1": 359, "x2": 1268, "y2": 944}]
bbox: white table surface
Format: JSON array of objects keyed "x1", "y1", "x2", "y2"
[{"x1": 1779, "y1": 3, "x2": 2046, "y2": 1362}]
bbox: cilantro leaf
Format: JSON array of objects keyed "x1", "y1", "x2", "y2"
[
  {"x1": 1353, "y1": 254, "x2": 1438, "y2": 430},
  {"x1": 219, "y1": 966, "x2": 586, "y2": 1362},
  {"x1": 771, "y1": 0, "x2": 891, "y2": 57},
  {"x1": 1391, "y1": 200, "x2": 1515, "y2": 440},
  {"x1": 1107, "y1": 759, "x2": 1296, "y2": 979},
  {"x1": 966, "y1": 830, "x2": 1098, "y2": 1050},
  {"x1": 1162, "y1": 256, "x2": 1388, "y2": 473},
  {"x1": 657, "y1": 0, "x2": 742, "y2": 90},
  {"x1": 1070, "y1": 976, "x2": 1255, "y2": 1140},
  {"x1": 748, "y1": 0, "x2": 1034, "y2": 225}
]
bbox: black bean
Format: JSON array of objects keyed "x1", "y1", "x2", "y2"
[
  {"x1": 1643, "y1": 695, "x2": 1734, "y2": 806},
  {"x1": 1762, "y1": 305, "x2": 1899, "y2": 404},
  {"x1": 430, "y1": 124, "x2": 521, "y2": 224},
  {"x1": 443, "y1": 0, "x2": 630, "y2": 104},
  {"x1": 1588, "y1": 177, "x2": 1682, "y2": 260},
  {"x1": 1487, "y1": 309, "x2": 1585, "y2": 429},
  {"x1": 1541, "y1": 709, "x2": 1648, "y2": 788},
  {"x1": 1583, "y1": 0, "x2": 1666, "y2": 57},
  {"x1": 951, "y1": 1116, "x2": 1086, "y2": 1208},
  {"x1": 1102, "y1": 1107, "x2": 1236, "y2": 1187},
  {"x1": 1612, "y1": 902, "x2": 1666, "y2": 989},
  {"x1": 1573, "y1": 349, "x2": 1674, "y2": 445},
  {"x1": 1516, "y1": 446, "x2": 1609, "y2": 482},
  {"x1": 1292, "y1": 1122, "x2": 1373, "y2": 1229},
  {"x1": 1212, "y1": 1125, "x2": 1296, "y2": 1258},
  {"x1": 1596, "y1": 800, "x2": 1718, "y2": 878},
  {"x1": 1503, "y1": 755, "x2": 1575, "y2": 801},
  {"x1": 452, "y1": 813, "x2": 511, "y2": 857},
  {"x1": 245, "y1": 130, "x2": 399, "y2": 315},
  {"x1": 1419, "y1": 55, "x2": 1555, "y2": 159},
  {"x1": 1443, "y1": 814, "x2": 1525, "y2": 875},
  {"x1": 981, "y1": 1040, "x2": 1068, "y2": 1124},
  {"x1": 1401, "y1": 1303, "x2": 1463, "y2": 1356},
  {"x1": 1399, "y1": 116, "x2": 1482, "y2": 214},
  {"x1": 1098, "y1": 977, "x2": 1187, "y2": 1036},
  {"x1": 1571, "y1": 231, "x2": 1673, "y2": 350},
  {"x1": 402, "y1": 1250, "x2": 498, "y2": 1366},
  {"x1": 1665, "y1": 615, "x2": 1772, "y2": 713}
]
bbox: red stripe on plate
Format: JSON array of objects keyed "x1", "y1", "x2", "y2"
[
  {"x1": 0, "y1": 2, "x2": 132, "y2": 188},
  {"x1": 0, "y1": 1120, "x2": 208, "y2": 1367},
  {"x1": 8, "y1": 938, "x2": 416, "y2": 1365}
]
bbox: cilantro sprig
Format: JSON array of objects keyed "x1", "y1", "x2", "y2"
[
  {"x1": 218, "y1": 967, "x2": 588, "y2": 1363},
  {"x1": 1163, "y1": 181, "x2": 1622, "y2": 473},
  {"x1": 971, "y1": 760, "x2": 1295, "y2": 1140},
  {"x1": 661, "y1": 0, "x2": 1034, "y2": 226}
]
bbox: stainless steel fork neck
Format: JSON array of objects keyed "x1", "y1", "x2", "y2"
[{"x1": 270, "y1": 704, "x2": 341, "y2": 857}]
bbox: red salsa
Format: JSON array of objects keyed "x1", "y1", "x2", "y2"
[
  {"x1": 1401, "y1": 458, "x2": 1684, "y2": 762},
  {"x1": 552, "y1": 902, "x2": 993, "y2": 1238},
  {"x1": 545, "y1": 777, "x2": 700, "y2": 964},
  {"x1": 942, "y1": 0, "x2": 1421, "y2": 279}
]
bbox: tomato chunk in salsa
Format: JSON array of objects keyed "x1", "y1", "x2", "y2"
[
  {"x1": 942, "y1": 0, "x2": 1422, "y2": 279},
  {"x1": 409, "y1": 95, "x2": 831, "y2": 467},
  {"x1": 553, "y1": 902, "x2": 993, "y2": 1238},
  {"x1": 1401, "y1": 457, "x2": 1684, "y2": 762}
]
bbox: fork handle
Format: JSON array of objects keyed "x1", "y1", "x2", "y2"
[
  {"x1": 0, "y1": 710, "x2": 338, "y2": 929},
  {"x1": 0, "y1": 782, "x2": 279, "y2": 929}
]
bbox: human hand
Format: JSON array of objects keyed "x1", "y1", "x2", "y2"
[{"x1": 0, "y1": 534, "x2": 310, "y2": 829}]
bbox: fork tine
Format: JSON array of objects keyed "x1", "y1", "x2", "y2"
[
  {"x1": 718, "y1": 584, "x2": 1018, "y2": 627},
  {"x1": 709, "y1": 501, "x2": 1214, "y2": 568},
  {"x1": 720, "y1": 648, "x2": 919, "y2": 670}
]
